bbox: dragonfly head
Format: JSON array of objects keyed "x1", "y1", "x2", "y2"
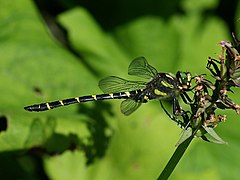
[{"x1": 176, "y1": 71, "x2": 192, "y2": 90}]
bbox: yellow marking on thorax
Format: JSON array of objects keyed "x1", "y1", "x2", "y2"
[
  {"x1": 161, "y1": 81, "x2": 174, "y2": 88},
  {"x1": 46, "y1": 103, "x2": 51, "y2": 110},
  {"x1": 75, "y1": 97, "x2": 80, "y2": 102},
  {"x1": 154, "y1": 89, "x2": 167, "y2": 96},
  {"x1": 178, "y1": 86, "x2": 183, "y2": 90},
  {"x1": 181, "y1": 85, "x2": 188, "y2": 90},
  {"x1": 165, "y1": 74, "x2": 175, "y2": 80},
  {"x1": 144, "y1": 95, "x2": 149, "y2": 101},
  {"x1": 92, "y1": 95, "x2": 97, "y2": 100}
]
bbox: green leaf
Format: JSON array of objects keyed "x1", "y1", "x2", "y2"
[
  {"x1": 24, "y1": 118, "x2": 56, "y2": 148},
  {"x1": 0, "y1": 0, "x2": 239, "y2": 179},
  {"x1": 44, "y1": 151, "x2": 87, "y2": 180},
  {"x1": 175, "y1": 127, "x2": 193, "y2": 147},
  {"x1": 58, "y1": 7, "x2": 130, "y2": 76},
  {"x1": 200, "y1": 126, "x2": 227, "y2": 144}
]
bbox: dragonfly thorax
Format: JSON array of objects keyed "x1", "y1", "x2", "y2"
[{"x1": 144, "y1": 73, "x2": 179, "y2": 100}]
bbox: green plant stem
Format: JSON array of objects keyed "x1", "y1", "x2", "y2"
[{"x1": 157, "y1": 135, "x2": 194, "y2": 180}]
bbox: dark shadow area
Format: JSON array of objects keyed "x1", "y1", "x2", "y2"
[
  {"x1": 44, "y1": 133, "x2": 80, "y2": 154},
  {"x1": 33, "y1": 0, "x2": 183, "y2": 31},
  {"x1": 24, "y1": 115, "x2": 109, "y2": 165},
  {"x1": 31, "y1": 0, "x2": 237, "y2": 77},
  {"x1": 0, "y1": 150, "x2": 48, "y2": 180},
  {"x1": 215, "y1": 0, "x2": 239, "y2": 33},
  {"x1": 77, "y1": 101, "x2": 114, "y2": 164},
  {"x1": 0, "y1": 115, "x2": 7, "y2": 132},
  {"x1": 0, "y1": 130, "x2": 96, "y2": 179},
  {"x1": 32, "y1": 0, "x2": 237, "y2": 38}
]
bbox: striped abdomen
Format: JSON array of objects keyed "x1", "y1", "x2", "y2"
[{"x1": 24, "y1": 90, "x2": 143, "y2": 112}]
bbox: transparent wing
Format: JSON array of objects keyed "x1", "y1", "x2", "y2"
[
  {"x1": 128, "y1": 57, "x2": 158, "y2": 79},
  {"x1": 120, "y1": 99, "x2": 142, "y2": 116},
  {"x1": 99, "y1": 76, "x2": 147, "y2": 93}
]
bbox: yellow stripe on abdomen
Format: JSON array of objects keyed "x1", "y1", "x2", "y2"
[{"x1": 92, "y1": 95, "x2": 97, "y2": 100}]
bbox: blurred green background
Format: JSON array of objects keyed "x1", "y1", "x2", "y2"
[{"x1": 0, "y1": 0, "x2": 240, "y2": 179}]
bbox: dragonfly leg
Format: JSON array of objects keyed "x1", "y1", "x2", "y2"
[
  {"x1": 173, "y1": 97, "x2": 184, "y2": 116},
  {"x1": 180, "y1": 92, "x2": 193, "y2": 104},
  {"x1": 160, "y1": 100, "x2": 186, "y2": 128}
]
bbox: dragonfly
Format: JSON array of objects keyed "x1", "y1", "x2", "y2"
[{"x1": 24, "y1": 57, "x2": 192, "y2": 117}]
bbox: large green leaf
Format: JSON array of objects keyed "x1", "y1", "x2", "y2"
[{"x1": 0, "y1": 0, "x2": 239, "y2": 179}]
